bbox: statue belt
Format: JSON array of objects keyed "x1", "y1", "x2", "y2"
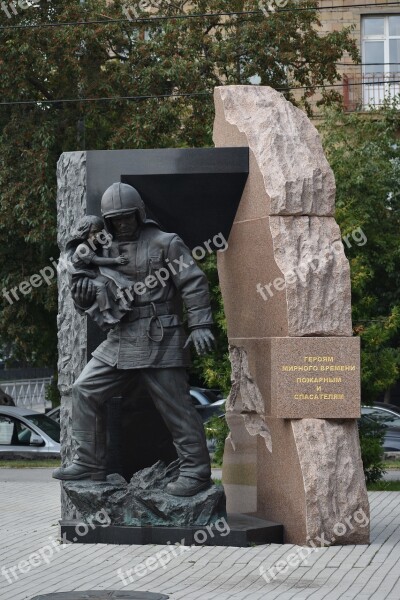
[
  {"x1": 125, "y1": 301, "x2": 178, "y2": 343},
  {"x1": 125, "y1": 301, "x2": 177, "y2": 323}
]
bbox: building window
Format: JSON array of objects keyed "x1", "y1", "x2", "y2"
[{"x1": 362, "y1": 15, "x2": 400, "y2": 107}]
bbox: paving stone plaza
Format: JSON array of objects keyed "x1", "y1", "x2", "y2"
[{"x1": 0, "y1": 472, "x2": 399, "y2": 600}]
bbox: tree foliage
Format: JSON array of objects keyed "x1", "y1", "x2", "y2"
[
  {"x1": 320, "y1": 104, "x2": 400, "y2": 403},
  {"x1": 204, "y1": 413, "x2": 230, "y2": 466},
  {"x1": 358, "y1": 417, "x2": 385, "y2": 484},
  {"x1": 190, "y1": 255, "x2": 231, "y2": 396},
  {"x1": 0, "y1": 0, "x2": 358, "y2": 368}
]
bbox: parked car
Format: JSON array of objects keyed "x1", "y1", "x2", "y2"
[
  {"x1": 361, "y1": 406, "x2": 400, "y2": 452},
  {"x1": 361, "y1": 405, "x2": 400, "y2": 427},
  {"x1": 0, "y1": 406, "x2": 60, "y2": 458},
  {"x1": 189, "y1": 387, "x2": 226, "y2": 422},
  {"x1": 47, "y1": 405, "x2": 60, "y2": 424},
  {"x1": 372, "y1": 402, "x2": 400, "y2": 416},
  {"x1": 48, "y1": 387, "x2": 226, "y2": 426}
]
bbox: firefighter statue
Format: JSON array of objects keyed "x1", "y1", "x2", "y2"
[{"x1": 53, "y1": 183, "x2": 216, "y2": 497}]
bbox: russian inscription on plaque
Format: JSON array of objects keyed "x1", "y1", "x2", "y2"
[
  {"x1": 268, "y1": 337, "x2": 361, "y2": 419},
  {"x1": 282, "y1": 355, "x2": 357, "y2": 401}
]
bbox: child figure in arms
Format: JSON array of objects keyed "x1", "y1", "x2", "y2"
[{"x1": 70, "y1": 216, "x2": 129, "y2": 326}]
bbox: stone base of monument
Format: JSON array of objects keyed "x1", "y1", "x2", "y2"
[
  {"x1": 60, "y1": 457, "x2": 282, "y2": 546},
  {"x1": 60, "y1": 513, "x2": 283, "y2": 547},
  {"x1": 61, "y1": 461, "x2": 227, "y2": 527}
]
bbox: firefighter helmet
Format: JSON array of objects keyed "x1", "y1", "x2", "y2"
[{"x1": 101, "y1": 183, "x2": 146, "y2": 222}]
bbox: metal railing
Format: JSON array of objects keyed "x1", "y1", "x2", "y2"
[
  {"x1": 1, "y1": 378, "x2": 53, "y2": 412},
  {"x1": 343, "y1": 73, "x2": 400, "y2": 111}
]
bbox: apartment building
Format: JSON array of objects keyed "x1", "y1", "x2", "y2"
[
  {"x1": 118, "y1": 1, "x2": 399, "y2": 112},
  {"x1": 319, "y1": 0, "x2": 400, "y2": 111}
]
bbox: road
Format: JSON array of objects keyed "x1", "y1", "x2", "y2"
[{"x1": 382, "y1": 469, "x2": 400, "y2": 481}]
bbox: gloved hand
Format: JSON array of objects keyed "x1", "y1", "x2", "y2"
[
  {"x1": 71, "y1": 278, "x2": 96, "y2": 309},
  {"x1": 184, "y1": 328, "x2": 216, "y2": 356}
]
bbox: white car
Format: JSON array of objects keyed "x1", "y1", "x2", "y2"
[
  {"x1": 0, "y1": 406, "x2": 60, "y2": 458},
  {"x1": 361, "y1": 405, "x2": 400, "y2": 452}
]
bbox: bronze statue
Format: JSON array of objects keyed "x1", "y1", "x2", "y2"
[
  {"x1": 67, "y1": 215, "x2": 133, "y2": 328},
  {"x1": 53, "y1": 183, "x2": 216, "y2": 497}
]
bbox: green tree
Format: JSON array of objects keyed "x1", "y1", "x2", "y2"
[
  {"x1": 320, "y1": 104, "x2": 400, "y2": 403},
  {"x1": 190, "y1": 255, "x2": 231, "y2": 396},
  {"x1": 0, "y1": 0, "x2": 358, "y2": 370},
  {"x1": 358, "y1": 417, "x2": 385, "y2": 484}
]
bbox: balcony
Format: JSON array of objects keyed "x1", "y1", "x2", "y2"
[{"x1": 343, "y1": 73, "x2": 400, "y2": 112}]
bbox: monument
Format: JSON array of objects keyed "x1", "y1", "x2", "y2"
[
  {"x1": 56, "y1": 85, "x2": 369, "y2": 547},
  {"x1": 56, "y1": 146, "x2": 284, "y2": 545}
]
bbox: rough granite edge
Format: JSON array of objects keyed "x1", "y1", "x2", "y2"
[
  {"x1": 292, "y1": 419, "x2": 370, "y2": 544},
  {"x1": 57, "y1": 151, "x2": 87, "y2": 520},
  {"x1": 214, "y1": 85, "x2": 352, "y2": 337},
  {"x1": 215, "y1": 85, "x2": 336, "y2": 217},
  {"x1": 227, "y1": 346, "x2": 272, "y2": 453}
]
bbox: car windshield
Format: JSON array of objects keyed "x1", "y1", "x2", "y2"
[
  {"x1": 362, "y1": 408, "x2": 400, "y2": 428},
  {"x1": 24, "y1": 414, "x2": 60, "y2": 443},
  {"x1": 203, "y1": 391, "x2": 220, "y2": 403},
  {"x1": 190, "y1": 390, "x2": 208, "y2": 406},
  {"x1": 191, "y1": 389, "x2": 222, "y2": 405}
]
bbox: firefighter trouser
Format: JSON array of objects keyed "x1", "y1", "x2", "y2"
[{"x1": 71, "y1": 357, "x2": 211, "y2": 481}]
